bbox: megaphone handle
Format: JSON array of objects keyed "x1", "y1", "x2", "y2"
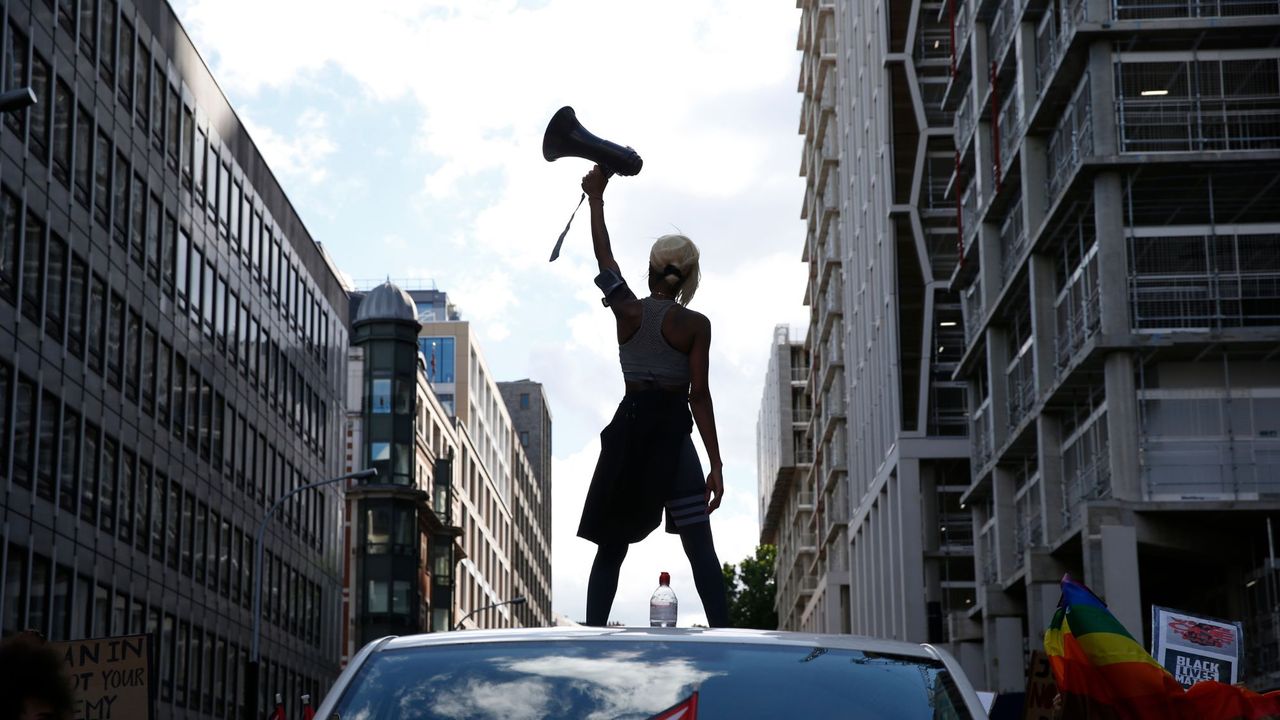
[{"x1": 548, "y1": 192, "x2": 587, "y2": 262}]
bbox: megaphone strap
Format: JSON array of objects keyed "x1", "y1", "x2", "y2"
[{"x1": 549, "y1": 192, "x2": 586, "y2": 262}]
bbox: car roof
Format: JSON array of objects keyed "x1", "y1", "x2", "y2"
[{"x1": 374, "y1": 626, "x2": 944, "y2": 661}]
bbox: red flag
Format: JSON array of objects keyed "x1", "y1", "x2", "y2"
[
  {"x1": 649, "y1": 692, "x2": 698, "y2": 720},
  {"x1": 301, "y1": 693, "x2": 315, "y2": 720},
  {"x1": 268, "y1": 693, "x2": 286, "y2": 720}
]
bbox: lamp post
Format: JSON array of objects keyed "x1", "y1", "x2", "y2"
[
  {"x1": 243, "y1": 468, "x2": 376, "y2": 720},
  {"x1": 0, "y1": 87, "x2": 36, "y2": 113},
  {"x1": 453, "y1": 595, "x2": 527, "y2": 631}
]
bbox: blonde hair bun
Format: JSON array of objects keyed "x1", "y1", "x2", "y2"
[{"x1": 649, "y1": 234, "x2": 701, "y2": 306}]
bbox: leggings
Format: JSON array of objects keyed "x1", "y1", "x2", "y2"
[{"x1": 585, "y1": 521, "x2": 730, "y2": 627}]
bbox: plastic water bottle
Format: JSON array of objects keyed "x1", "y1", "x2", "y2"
[{"x1": 650, "y1": 571, "x2": 678, "y2": 627}]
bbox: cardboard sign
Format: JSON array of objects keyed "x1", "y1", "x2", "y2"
[
  {"x1": 49, "y1": 634, "x2": 152, "y2": 720},
  {"x1": 1022, "y1": 650, "x2": 1058, "y2": 720},
  {"x1": 1151, "y1": 606, "x2": 1243, "y2": 688}
]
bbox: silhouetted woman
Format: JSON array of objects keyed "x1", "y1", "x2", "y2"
[{"x1": 576, "y1": 165, "x2": 729, "y2": 627}]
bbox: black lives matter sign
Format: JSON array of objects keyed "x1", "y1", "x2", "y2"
[
  {"x1": 50, "y1": 634, "x2": 152, "y2": 720},
  {"x1": 1167, "y1": 649, "x2": 1232, "y2": 688}
]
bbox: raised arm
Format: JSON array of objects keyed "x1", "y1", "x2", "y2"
[
  {"x1": 687, "y1": 314, "x2": 724, "y2": 512},
  {"x1": 582, "y1": 166, "x2": 619, "y2": 274}
]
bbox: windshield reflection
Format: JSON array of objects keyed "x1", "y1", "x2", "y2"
[{"x1": 345, "y1": 648, "x2": 723, "y2": 720}]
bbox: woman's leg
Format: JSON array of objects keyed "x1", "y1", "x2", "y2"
[
  {"x1": 586, "y1": 542, "x2": 629, "y2": 626},
  {"x1": 679, "y1": 523, "x2": 730, "y2": 627}
]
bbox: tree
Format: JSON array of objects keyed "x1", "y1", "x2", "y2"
[{"x1": 721, "y1": 544, "x2": 778, "y2": 630}]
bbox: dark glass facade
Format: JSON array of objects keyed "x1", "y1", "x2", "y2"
[{"x1": 0, "y1": 1, "x2": 350, "y2": 718}]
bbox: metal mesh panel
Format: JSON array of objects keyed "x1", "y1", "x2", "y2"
[
  {"x1": 1129, "y1": 231, "x2": 1280, "y2": 330},
  {"x1": 1113, "y1": 0, "x2": 1280, "y2": 20},
  {"x1": 1116, "y1": 57, "x2": 1280, "y2": 152},
  {"x1": 1140, "y1": 393, "x2": 1280, "y2": 498}
]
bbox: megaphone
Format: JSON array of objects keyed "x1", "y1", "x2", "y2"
[{"x1": 543, "y1": 106, "x2": 643, "y2": 177}]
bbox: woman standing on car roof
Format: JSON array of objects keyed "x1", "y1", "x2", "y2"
[{"x1": 576, "y1": 165, "x2": 729, "y2": 628}]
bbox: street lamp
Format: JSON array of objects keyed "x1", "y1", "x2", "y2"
[
  {"x1": 243, "y1": 468, "x2": 376, "y2": 720},
  {"x1": 0, "y1": 87, "x2": 36, "y2": 113},
  {"x1": 454, "y1": 595, "x2": 527, "y2": 631}
]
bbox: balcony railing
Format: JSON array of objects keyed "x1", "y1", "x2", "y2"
[
  {"x1": 979, "y1": 525, "x2": 998, "y2": 584},
  {"x1": 972, "y1": 403, "x2": 995, "y2": 469},
  {"x1": 1006, "y1": 352, "x2": 1037, "y2": 431},
  {"x1": 954, "y1": 0, "x2": 974, "y2": 67},
  {"x1": 1056, "y1": 283, "x2": 1101, "y2": 371},
  {"x1": 793, "y1": 406, "x2": 814, "y2": 424},
  {"x1": 1046, "y1": 75, "x2": 1094, "y2": 202},
  {"x1": 1061, "y1": 454, "x2": 1112, "y2": 529},
  {"x1": 1036, "y1": 0, "x2": 1086, "y2": 96},
  {"x1": 963, "y1": 281, "x2": 985, "y2": 343},
  {"x1": 999, "y1": 199, "x2": 1027, "y2": 282},
  {"x1": 1111, "y1": 0, "x2": 1280, "y2": 20},
  {"x1": 998, "y1": 88, "x2": 1024, "y2": 175},
  {"x1": 988, "y1": 0, "x2": 1018, "y2": 66},
  {"x1": 956, "y1": 89, "x2": 977, "y2": 150},
  {"x1": 960, "y1": 181, "x2": 980, "y2": 246},
  {"x1": 791, "y1": 366, "x2": 811, "y2": 383}
]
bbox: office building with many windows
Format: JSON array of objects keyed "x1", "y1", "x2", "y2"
[
  {"x1": 0, "y1": 0, "x2": 351, "y2": 717},
  {"x1": 498, "y1": 379, "x2": 552, "y2": 629},
  {"x1": 412, "y1": 290, "x2": 553, "y2": 629},
  {"x1": 947, "y1": 0, "x2": 1280, "y2": 692}
]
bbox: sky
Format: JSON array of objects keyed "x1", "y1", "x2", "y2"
[{"x1": 171, "y1": 0, "x2": 811, "y2": 627}]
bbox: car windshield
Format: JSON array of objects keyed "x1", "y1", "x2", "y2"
[{"x1": 330, "y1": 640, "x2": 974, "y2": 719}]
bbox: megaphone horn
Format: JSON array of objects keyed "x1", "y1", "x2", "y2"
[{"x1": 542, "y1": 106, "x2": 643, "y2": 177}]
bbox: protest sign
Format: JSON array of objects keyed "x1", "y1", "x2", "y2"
[
  {"x1": 49, "y1": 634, "x2": 152, "y2": 720},
  {"x1": 1150, "y1": 606, "x2": 1243, "y2": 688}
]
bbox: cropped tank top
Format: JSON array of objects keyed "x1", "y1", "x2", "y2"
[{"x1": 619, "y1": 297, "x2": 692, "y2": 385}]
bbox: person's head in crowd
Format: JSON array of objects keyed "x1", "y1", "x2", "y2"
[{"x1": 0, "y1": 631, "x2": 74, "y2": 720}]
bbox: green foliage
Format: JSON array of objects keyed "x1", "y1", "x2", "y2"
[{"x1": 721, "y1": 544, "x2": 779, "y2": 630}]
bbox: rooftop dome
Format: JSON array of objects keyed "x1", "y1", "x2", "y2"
[{"x1": 354, "y1": 280, "x2": 417, "y2": 325}]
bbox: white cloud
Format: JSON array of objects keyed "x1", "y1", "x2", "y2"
[{"x1": 239, "y1": 107, "x2": 337, "y2": 184}]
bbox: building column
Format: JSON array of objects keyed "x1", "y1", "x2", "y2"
[
  {"x1": 1094, "y1": 173, "x2": 1128, "y2": 338},
  {"x1": 1104, "y1": 352, "x2": 1142, "y2": 501},
  {"x1": 897, "y1": 459, "x2": 927, "y2": 642},
  {"x1": 1083, "y1": 523, "x2": 1143, "y2": 640},
  {"x1": 1037, "y1": 413, "x2": 1066, "y2": 543},
  {"x1": 992, "y1": 466, "x2": 1018, "y2": 583},
  {"x1": 987, "y1": 615, "x2": 1027, "y2": 694}
]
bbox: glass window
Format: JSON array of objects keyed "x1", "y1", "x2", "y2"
[
  {"x1": 146, "y1": 192, "x2": 161, "y2": 281},
  {"x1": 45, "y1": 234, "x2": 66, "y2": 340},
  {"x1": 2, "y1": 544, "x2": 26, "y2": 634},
  {"x1": 141, "y1": 324, "x2": 156, "y2": 415},
  {"x1": 87, "y1": 274, "x2": 105, "y2": 374},
  {"x1": 36, "y1": 391, "x2": 58, "y2": 501},
  {"x1": 371, "y1": 378, "x2": 392, "y2": 414},
  {"x1": 157, "y1": 340, "x2": 172, "y2": 425},
  {"x1": 0, "y1": 189, "x2": 19, "y2": 303},
  {"x1": 112, "y1": 151, "x2": 129, "y2": 245},
  {"x1": 151, "y1": 61, "x2": 164, "y2": 150},
  {"x1": 118, "y1": 448, "x2": 135, "y2": 545},
  {"x1": 135, "y1": 43, "x2": 150, "y2": 131},
  {"x1": 28, "y1": 553, "x2": 49, "y2": 636},
  {"x1": 53, "y1": 79, "x2": 72, "y2": 185},
  {"x1": 79, "y1": 0, "x2": 97, "y2": 58},
  {"x1": 167, "y1": 479, "x2": 181, "y2": 571},
  {"x1": 163, "y1": 213, "x2": 178, "y2": 300},
  {"x1": 125, "y1": 310, "x2": 141, "y2": 401},
  {"x1": 12, "y1": 375, "x2": 35, "y2": 489},
  {"x1": 100, "y1": 434, "x2": 118, "y2": 534},
  {"x1": 182, "y1": 492, "x2": 194, "y2": 576},
  {"x1": 136, "y1": 461, "x2": 151, "y2": 555},
  {"x1": 173, "y1": 353, "x2": 186, "y2": 440},
  {"x1": 81, "y1": 422, "x2": 99, "y2": 525},
  {"x1": 4, "y1": 22, "x2": 28, "y2": 137},
  {"x1": 193, "y1": 128, "x2": 206, "y2": 202},
  {"x1": 520, "y1": 393, "x2": 530, "y2": 409},
  {"x1": 366, "y1": 581, "x2": 389, "y2": 614},
  {"x1": 67, "y1": 253, "x2": 86, "y2": 359},
  {"x1": 106, "y1": 291, "x2": 124, "y2": 388},
  {"x1": 30, "y1": 52, "x2": 50, "y2": 162},
  {"x1": 98, "y1": 0, "x2": 117, "y2": 87},
  {"x1": 58, "y1": 406, "x2": 79, "y2": 514},
  {"x1": 22, "y1": 209, "x2": 45, "y2": 323},
  {"x1": 167, "y1": 87, "x2": 180, "y2": 168},
  {"x1": 419, "y1": 337, "x2": 456, "y2": 383},
  {"x1": 188, "y1": 244, "x2": 202, "y2": 322},
  {"x1": 117, "y1": 20, "x2": 134, "y2": 108},
  {"x1": 51, "y1": 564, "x2": 71, "y2": 641},
  {"x1": 151, "y1": 472, "x2": 166, "y2": 562},
  {"x1": 181, "y1": 106, "x2": 194, "y2": 187},
  {"x1": 130, "y1": 173, "x2": 145, "y2": 265},
  {"x1": 94, "y1": 130, "x2": 111, "y2": 228},
  {"x1": 75, "y1": 105, "x2": 93, "y2": 207}
]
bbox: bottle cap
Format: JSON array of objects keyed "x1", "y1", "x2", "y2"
[{"x1": 659, "y1": 571, "x2": 670, "y2": 585}]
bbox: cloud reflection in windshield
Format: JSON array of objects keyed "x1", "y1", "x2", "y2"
[{"x1": 394, "y1": 649, "x2": 722, "y2": 720}]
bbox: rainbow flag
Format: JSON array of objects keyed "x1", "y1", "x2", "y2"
[{"x1": 1045, "y1": 574, "x2": 1280, "y2": 719}]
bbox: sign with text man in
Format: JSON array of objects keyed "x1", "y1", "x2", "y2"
[
  {"x1": 49, "y1": 634, "x2": 152, "y2": 720},
  {"x1": 1150, "y1": 605, "x2": 1243, "y2": 689}
]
